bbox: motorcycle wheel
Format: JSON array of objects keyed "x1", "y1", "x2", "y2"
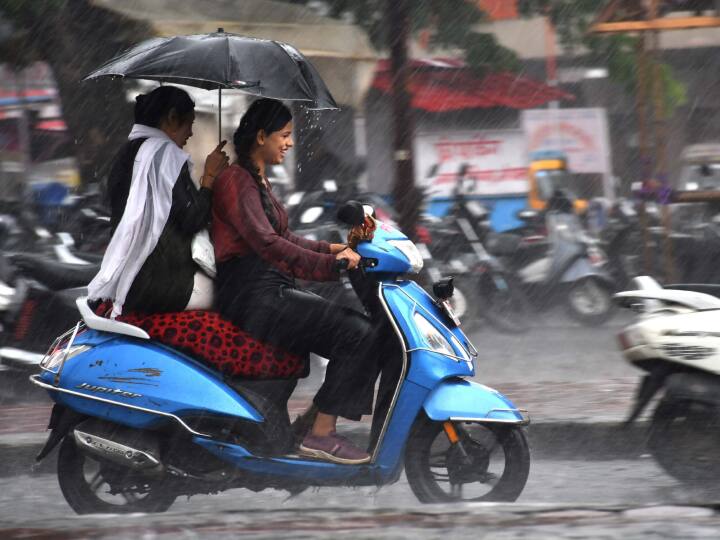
[
  {"x1": 480, "y1": 276, "x2": 531, "y2": 334},
  {"x1": 566, "y1": 277, "x2": 614, "y2": 326},
  {"x1": 57, "y1": 436, "x2": 176, "y2": 514},
  {"x1": 648, "y1": 398, "x2": 720, "y2": 486},
  {"x1": 405, "y1": 415, "x2": 530, "y2": 503}
]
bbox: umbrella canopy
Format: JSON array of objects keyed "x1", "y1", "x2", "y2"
[{"x1": 84, "y1": 29, "x2": 338, "y2": 110}]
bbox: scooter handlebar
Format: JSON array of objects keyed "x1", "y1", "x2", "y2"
[{"x1": 334, "y1": 257, "x2": 377, "y2": 272}]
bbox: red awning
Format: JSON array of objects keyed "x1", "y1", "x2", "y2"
[
  {"x1": 372, "y1": 58, "x2": 573, "y2": 112},
  {"x1": 35, "y1": 119, "x2": 67, "y2": 131}
]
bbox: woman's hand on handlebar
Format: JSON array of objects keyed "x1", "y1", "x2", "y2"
[
  {"x1": 201, "y1": 140, "x2": 230, "y2": 189},
  {"x1": 335, "y1": 247, "x2": 361, "y2": 270},
  {"x1": 329, "y1": 243, "x2": 347, "y2": 255}
]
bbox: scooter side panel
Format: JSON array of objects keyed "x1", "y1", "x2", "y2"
[
  {"x1": 423, "y1": 379, "x2": 525, "y2": 423},
  {"x1": 382, "y1": 281, "x2": 474, "y2": 388},
  {"x1": 41, "y1": 332, "x2": 263, "y2": 426},
  {"x1": 560, "y1": 258, "x2": 612, "y2": 285}
]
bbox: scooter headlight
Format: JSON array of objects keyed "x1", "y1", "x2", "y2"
[
  {"x1": 413, "y1": 313, "x2": 469, "y2": 361},
  {"x1": 388, "y1": 240, "x2": 424, "y2": 273},
  {"x1": 449, "y1": 334, "x2": 472, "y2": 362}
]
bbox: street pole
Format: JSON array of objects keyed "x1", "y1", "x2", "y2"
[
  {"x1": 649, "y1": 0, "x2": 675, "y2": 282},
  {"x1": 635, "y1": 35, "x2": 653, "y2": 275},
  {"x1": 386, "y1": 0, "x2": 422, "y2": 238}
]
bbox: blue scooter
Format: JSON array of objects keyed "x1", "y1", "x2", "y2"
[{"x1": 30, "y1": 201, "x2": 530, "y2": 513}]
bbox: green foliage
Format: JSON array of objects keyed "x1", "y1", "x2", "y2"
[
  {"x1": 283, "y1": 0, "x2": 520, "y2": 74},
  {"x1": 517, "y1": 0, "x2": 687, "y2": 117}
]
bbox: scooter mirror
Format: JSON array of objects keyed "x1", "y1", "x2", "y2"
[
  {"x1": 337, "y1": 200, "x2": 366, "y2": 226},
  {"x1": 433, "y1": 277, "x2": 455, "y2": 300}
]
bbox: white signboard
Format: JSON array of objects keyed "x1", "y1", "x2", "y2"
[
  {"x1": 522, "y1": 108, "x2": 611, "y2": 175},
  {"x1": 414, "y1": 130, "x2": 528, "y2": 197}
]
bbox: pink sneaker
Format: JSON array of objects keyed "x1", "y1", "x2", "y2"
[{"x1": 299, "y1": 432, "x2": 370, "y2": 464}]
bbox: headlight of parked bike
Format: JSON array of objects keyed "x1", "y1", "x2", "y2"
[{"x1": 388, "y1": 240, "x2": 424, "y2": 273}]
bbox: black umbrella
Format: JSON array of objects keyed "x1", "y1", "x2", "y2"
[{"x1": 85, "y1": 28, "x2": 338, "y2": 138}]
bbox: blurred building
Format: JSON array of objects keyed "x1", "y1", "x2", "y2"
[
  {"x1": 470, "y1": 3, "x2": 720, "y2": 193},
  {"x1": 0, "y1": 62, "x2": 79, "y2": 199}
]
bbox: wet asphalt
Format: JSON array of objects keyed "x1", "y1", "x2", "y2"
[{"x1": 3, "y1": 310, "x2": 720, "y2": 538}]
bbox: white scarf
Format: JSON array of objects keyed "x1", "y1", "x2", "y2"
[{"x1": 88, "y1": 124, "x2": 192, "y2": 317}]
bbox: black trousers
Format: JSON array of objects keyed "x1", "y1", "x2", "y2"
[{"x1": 219, "y1": 283, "x2": 381, "y2": 421}]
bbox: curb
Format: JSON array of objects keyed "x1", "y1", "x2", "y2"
[{"x1": 0, "y1": 421, "x2": 650, "y2": 479}]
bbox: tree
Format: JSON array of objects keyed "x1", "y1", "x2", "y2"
[
  {"x1": 283, "y1": 0, "x2": 521, "y2": 234},
  {"x1": 0, "y1": 0, "x2": 152, "y2": 187},
  {"x1": 517, "y1": 0, "x2": 687, "y2": 116},
  {"x1": 285, "y1": 0, "x2": 521, "y2": 75}
]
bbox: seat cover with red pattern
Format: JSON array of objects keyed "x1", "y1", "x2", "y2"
[{"x1": 113, "y1": 310, "x2": 307, "y2": 379}]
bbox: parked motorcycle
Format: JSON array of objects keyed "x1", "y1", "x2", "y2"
[
  {"x1": 31, "y1": 201, "x2": 530, "y2": 513},
  {"x1": 616, "y1": 276, "x2": 720, "y2": 487},
  {"x1": 420, "y1": 164, "x2": 528, "y2": 332}
]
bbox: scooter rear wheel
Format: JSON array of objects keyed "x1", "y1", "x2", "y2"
[
  {"x1": 404, "y1": 415, "x2": 530, "y2": 503},
  {"x1": 566, "y1": 277, "x2": 614, "y2": 326},
  {"x1": 57, "y1": 436, "x2": 176, "y2": 514}
]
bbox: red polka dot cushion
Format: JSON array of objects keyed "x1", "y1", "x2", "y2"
[{"x1": 112, "y1": 309, "x2": 307, "y2": 379}]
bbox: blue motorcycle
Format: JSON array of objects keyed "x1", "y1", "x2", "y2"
[{"x1": 30, "y1": 201, "x2": 530, "y2": 513}]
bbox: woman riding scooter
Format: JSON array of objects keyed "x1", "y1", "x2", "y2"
[{"x1": 212, "y1": 99, "x2": 381, "y2": 464}]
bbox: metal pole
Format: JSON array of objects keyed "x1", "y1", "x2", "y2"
[
  {"x1": 649, "y1": 0, "x2": 675, "y2": 283},
  {"x1": 386, "y1": 0, "x2": 422, "y2": 238},
  {"x1": 635, "y1": 35, "x2": 653, "y2": 276}
]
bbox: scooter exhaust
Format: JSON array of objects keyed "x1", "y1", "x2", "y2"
[{"x1": 73, "y1": 424, "x2": 163, "y2": 472}]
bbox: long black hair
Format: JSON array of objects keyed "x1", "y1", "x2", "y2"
[
  {"x1": 134, "y1": 86, "x2": 195, "y2": 128},
  {"x1": 233, "y1": 98, "x2": 292, "y2": 231}
]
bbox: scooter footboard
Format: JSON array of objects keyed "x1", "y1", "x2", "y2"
[{"x1": 423, "y1": 379, "x2": 529, "y2": 424}]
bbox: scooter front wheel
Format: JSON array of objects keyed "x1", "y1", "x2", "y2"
[
  {"x1": 648, "y1": 398, "x2": 720, "y2": 486},
  {"x1": 404, "y1": 415, "x2": 530, "y2": 503},
  {"x1": 57, "y1": 436, "x2": 176, "y2": 515}
]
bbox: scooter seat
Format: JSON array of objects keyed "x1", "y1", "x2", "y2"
[
  {"x1": 10, "y1": 253, "x2": 99, "y2": 290},
  {"x1": 116, "y1": 310, "x2": 308, "y2": 380},
  {"x1": 485, "y1": 233, "x2": 522, "y2": 257}
]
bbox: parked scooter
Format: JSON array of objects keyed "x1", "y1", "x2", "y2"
[
  {"x1": 486, "y1": 191, "x2": 615, "y2": 326},
  {"x1": 31, "y1": 201, "x2": 530, "y2": 513},
  {"x1": 0, "y1": 238, "x2": 97, "y2": 373},
  {"x1": 616, "y1": 276, "x2": 720, "y2": 486}
]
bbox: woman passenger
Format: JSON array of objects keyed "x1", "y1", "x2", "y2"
[{"x1": 88, "y1": 85, "x2": 228, "y2": 315}]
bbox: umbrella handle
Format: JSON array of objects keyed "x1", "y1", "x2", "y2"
[{"x1": 218, "y1": 88, "x2": 222, "y2": 143}]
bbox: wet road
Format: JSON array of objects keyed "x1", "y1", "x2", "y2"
[
  {"x1": 3, "y1": 315, "x2": 720, "y2": 537},
  {"x1": 1, "y1": 459, "x2": 718, "y2": 538}
]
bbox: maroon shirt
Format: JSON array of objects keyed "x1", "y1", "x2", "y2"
[{"x1": 212, "y1": 164, "x2": 338, "y2": 282}]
